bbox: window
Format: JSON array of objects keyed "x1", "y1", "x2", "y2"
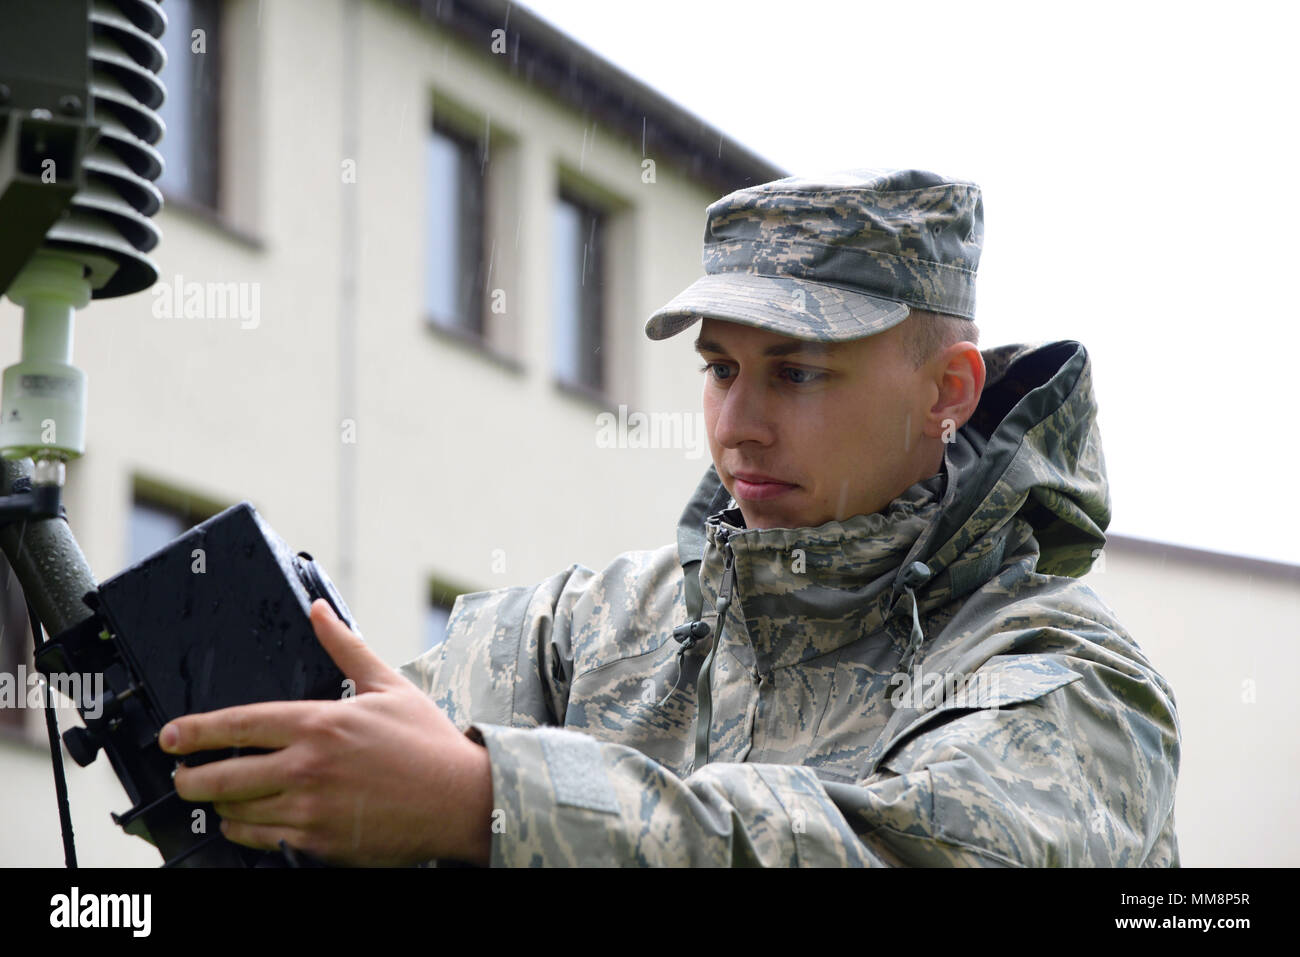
[
  {"x1": 127, "y1": 485, "x2": 221, "y2": 566},
  {"x1": 156, "y1": 0, "x2": 221, "y2": 209},
  {"x1": 425, "y1": 582, "x2": 462, "y2": 651},
  {"x1": 129, "y1": 500, "x2": 193, "y2": 564},
  {"x1": 424, "y1": 121, "x2": 487, "y2": 336},
  {"x1": 426, "y1": 602, "x2": 452, "y2": 651},
  {"x1": 552, "y1": 191, "x2": 606, "y2": 394}
]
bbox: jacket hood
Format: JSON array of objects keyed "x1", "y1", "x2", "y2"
[
  {"x1": 676, "y1": 338, "x2": 1111, "y2": 599},
  {"x1": 916, "y1": 338, "x2": 1110, "y2": 582}
]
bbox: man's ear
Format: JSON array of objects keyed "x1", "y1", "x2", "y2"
[{"x1": 924, "y1": 342, "x2": 985, "y2": 438}]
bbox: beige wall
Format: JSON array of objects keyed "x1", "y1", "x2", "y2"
[{"x1": 1084, "y1": 538, "x2": 1300, "y2": 867}]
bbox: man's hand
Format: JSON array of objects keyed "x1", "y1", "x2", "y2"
[{"x1": 159, "y1": 599, "x2": 493, "y2": 867}]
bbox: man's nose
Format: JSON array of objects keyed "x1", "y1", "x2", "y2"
[{"x1": 712, "y1": 372, "x2": 775, "y2": 448}]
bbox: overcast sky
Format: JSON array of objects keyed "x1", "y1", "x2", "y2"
[{"x1": 519, "y1": 0, "x2": 1299, "y2": 567}]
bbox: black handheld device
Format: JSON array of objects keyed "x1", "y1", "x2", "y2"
[{"x1": 34, "y1": 502, "x2": 357, "y2": 867}]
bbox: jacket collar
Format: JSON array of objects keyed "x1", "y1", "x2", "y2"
[{"x1": 698, "y1": 472, "x2": 945, "y2": 674}]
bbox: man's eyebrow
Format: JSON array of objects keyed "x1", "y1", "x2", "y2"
[{"x1": 692, "y1": 337, "x2": 837, "y2": 358}]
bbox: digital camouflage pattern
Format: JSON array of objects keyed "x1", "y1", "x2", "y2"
[
  {"x1": 645, "y1": 168, "x2": 983, "y2": 343},
  {"x1": 401, "y1": 338, "x2": 1181, "y2": 867}
]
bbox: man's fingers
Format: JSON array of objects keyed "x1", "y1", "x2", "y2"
[
  {"x1": 220, "y1": 818, "x2": 313, "y2": 857},
  {"x1": 159, "y1": 700, "x2": 317, "y2": 754},
  {"x1": 173, "y1": 750, "x2": 294, "y2": 803},
  {"x1": 309, "y1": 598, "x2": 392, "y2": 692},
  {"x1": 212, "y1": 791, "x2": 301, "y2": 826}
]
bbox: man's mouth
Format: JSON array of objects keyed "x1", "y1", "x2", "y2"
[{"x1": 731, "y1": 471, "x2": 799, "y2": 502}]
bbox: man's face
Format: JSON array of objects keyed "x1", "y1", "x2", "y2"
[{"x1": 695, "y1": 316, "x2": 939, "y2": 531}]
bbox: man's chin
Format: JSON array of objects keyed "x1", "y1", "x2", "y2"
[
  {"x1": 723, "y1": 482, "x2": 815, "y2": 530},
  {"x1": 736, "y1": 501, "x2": 805, "y2": 532},
  {"x1": 738, "y1": 497, "x2": 870, "y2": 531}
]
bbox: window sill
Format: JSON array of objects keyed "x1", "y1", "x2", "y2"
[
  {"x1": 159, "y1": 192, "x2": 264, "y2": 251},
  {"x1": 552, "y1": 375, "x2": 619, "y2": 415},
  {"x1": 423, "y1": 316, "x2": 525, "y2": 376}
]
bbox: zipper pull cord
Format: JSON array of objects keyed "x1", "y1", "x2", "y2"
[
  {"x1": 657, "y1": 620, "x2": 710, "y2": 708},
  {"x1": 896, "y1": 584, "x2": 925, "y2": 677},
  {"x1": 692, "y1": 535, "x2": 735, "y2": 770},
  {"x1": 895, "y1": 562, "x2": 932, "y2": 678}
]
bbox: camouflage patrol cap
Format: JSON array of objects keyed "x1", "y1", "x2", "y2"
[{"x1": 644, "y1": 168, "x2": 983, "y2": 342}]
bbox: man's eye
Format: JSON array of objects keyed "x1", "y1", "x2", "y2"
[
  {"x1": 698, "y1": 362, "x2": 732, "y2": 381},
  {"x1": 781, "y1": 367, "x2": 823, "y2": 385}
]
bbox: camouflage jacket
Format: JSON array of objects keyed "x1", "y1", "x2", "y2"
[{"x1": 401, "y1": 340, "x2": 1181, "y2": 867}]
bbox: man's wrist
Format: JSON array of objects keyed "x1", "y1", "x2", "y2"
[{"x1": 459, "y1": 740, "x2": 493, "y2": 867}]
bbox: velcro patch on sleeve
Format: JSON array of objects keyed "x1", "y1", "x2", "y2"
[{"x1": 537, "y1": 728, "x2": 621, "y2": 815}]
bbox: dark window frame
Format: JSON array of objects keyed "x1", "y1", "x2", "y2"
[
  {"x1": 425, "y1": 580, "x2": 465, "y2": 652},
  {"x1": 424, "y1": 119, "x2": 488, "y2": 339},
  {"x1": 553, "y1": 189, "x2": 607, "y2": 395},
  {"x1": 127, "y1": 479, "x2": 226, "y2": 567},
  {"x1": 156, "y1": 0, "x2": 223, "y2": 213}
]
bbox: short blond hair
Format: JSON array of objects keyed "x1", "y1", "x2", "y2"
[{"x1": 900, "y1": 308, "x2": 979, "y2": 369}]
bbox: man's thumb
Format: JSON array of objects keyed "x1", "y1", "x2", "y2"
[{"x1": 309, "y1": 598, "x2": 387, "y2": 690}]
